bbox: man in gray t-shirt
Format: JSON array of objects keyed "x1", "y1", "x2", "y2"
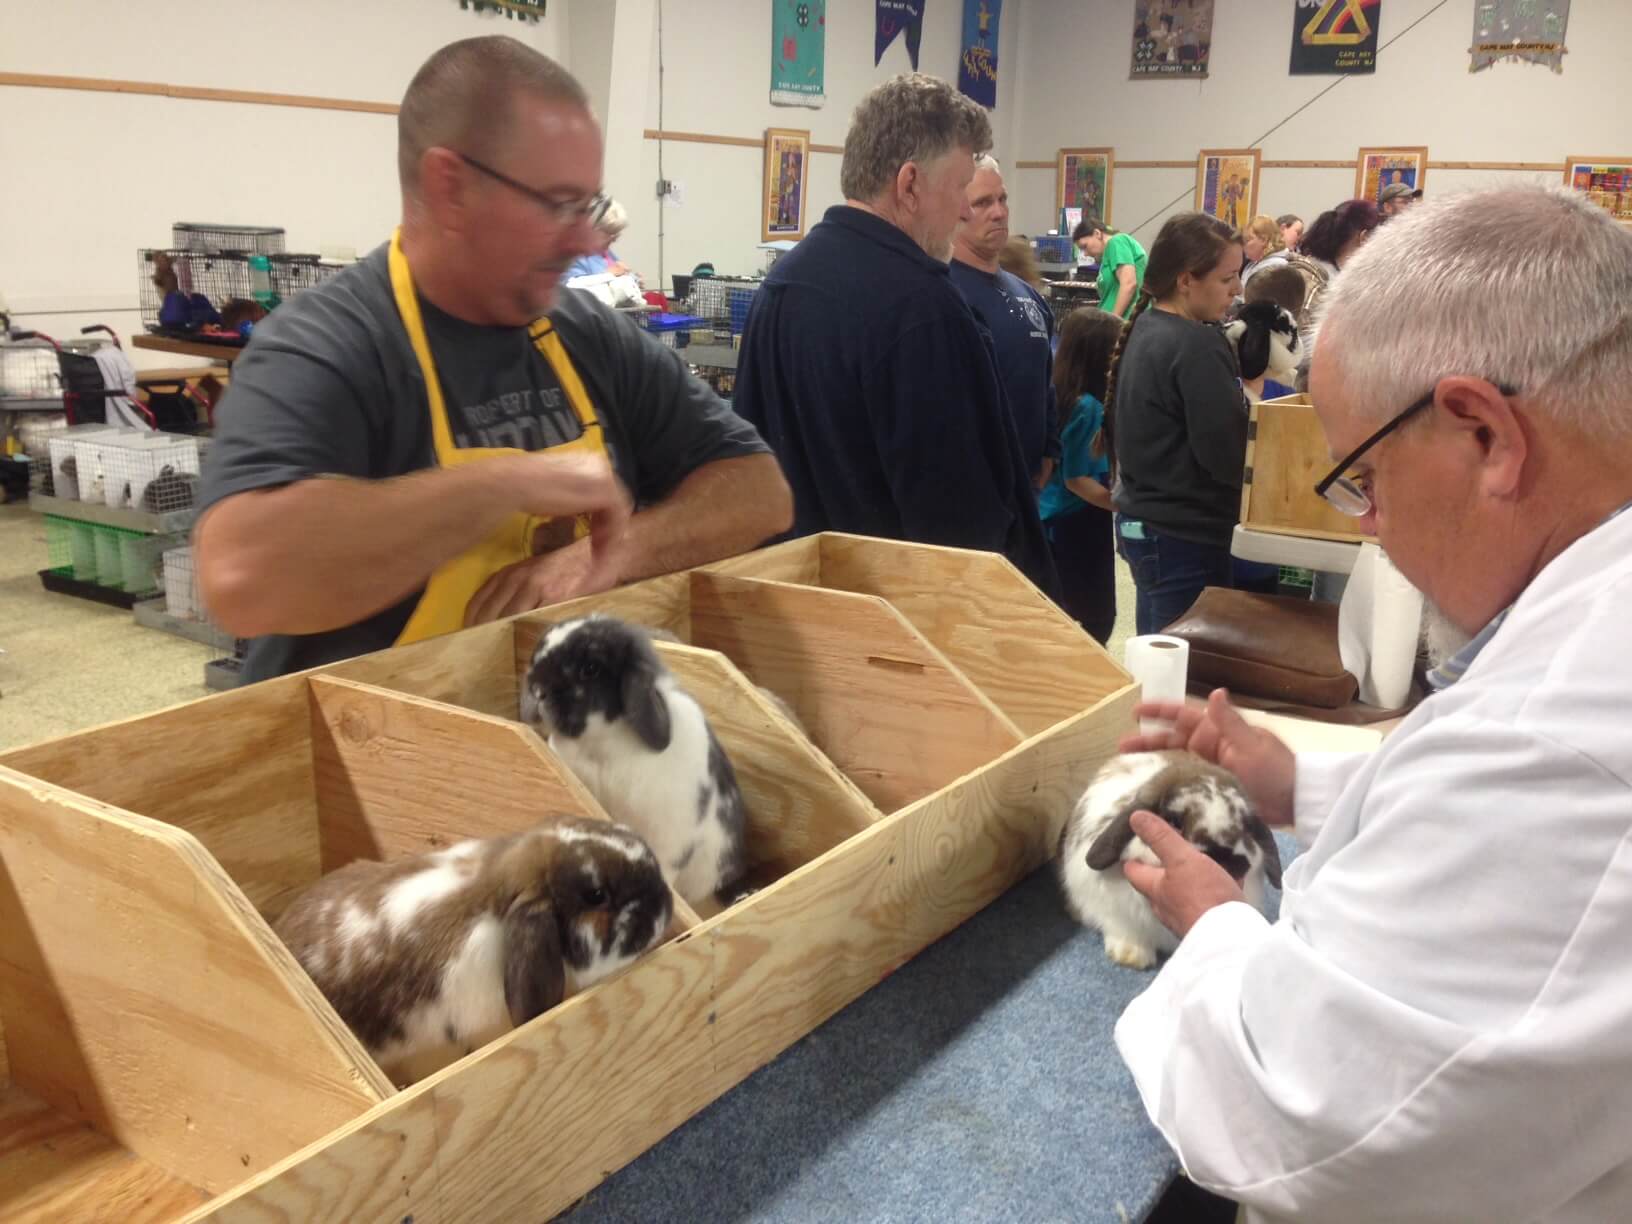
[{"x1": 195, "y1": 37, "x2": 790, "y2": 682}]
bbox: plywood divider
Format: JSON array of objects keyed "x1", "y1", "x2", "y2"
[
  {"x1": 513, "y1": 571, "x2": 695, "y2": 671},
  {"x1": 698, "y1": 535, "x2": 823, "y2": 586},
  {"x1": 813, "y1": 533, "x2": 1131, "y2": 735},
  {"x1": 687, "y1": 571, "x2": 1025, "y2": 812},
  {"x1": 307, "y1": 675, "x2": 611, "y2": 870},
  {"x1": 195, "y1": 923, "x2": 722, "y2": 1224},
  {"x1": 0, "y1": 768, "x2": 391, "y2": 1197},
  {"x1": 0, "y1": 675, "x2": 321, "y2": 920},
  {"x1": 320, "y1": 619, "x2": 519, "y2": 719},
  {"x1": 710, "y1": 684, "x2": 1139, "y2": 1084},
  {"x1": 652, "y1": 642, "x2": 883, "y2": 878},
  {"x1": 1242, "y1": 395, "x2": 1371, "y2": 544}
]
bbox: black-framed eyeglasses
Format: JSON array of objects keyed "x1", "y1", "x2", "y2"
[
  {"x1": 1313, "y1": 380, "x2": 1519, "y2": 516},
  {"x1": 455, "y1": 152, "x2": 610, "y2": 227}
]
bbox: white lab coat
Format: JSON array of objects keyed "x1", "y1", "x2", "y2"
[{"x1": 1116, "y1": 508, "x2": 1632, "y2": 1223}]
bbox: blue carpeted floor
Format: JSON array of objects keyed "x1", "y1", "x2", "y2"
[{"x1": 565, "y1": 834, "x2": 1296, "y2": 1224}]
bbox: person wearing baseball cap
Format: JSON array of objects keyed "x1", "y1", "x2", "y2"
[{"x1": 1379, "y1": 179, "x2": 1423, "y2": 218}]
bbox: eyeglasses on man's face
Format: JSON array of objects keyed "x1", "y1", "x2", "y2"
[
  {"x1": 1313, "y1": 380, "x2": 1519, "y2": 517},
  {"x1": 455, "y1": 152, "x2": 609, "y2": 227}
]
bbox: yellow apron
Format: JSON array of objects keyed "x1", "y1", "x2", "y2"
[{"x1": 388, "y1": 229, "x2": 607, "y2": 644}]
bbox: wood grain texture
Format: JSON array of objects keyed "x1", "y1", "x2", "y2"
[
  {"x1": 0, "y1": 769, "x2": 388, "y2": 1196},
  {"x1": 1241, "y1": 396, "x2": 1371, "y2": 543},
  {"x1": 687, "y1": 571, "x2": 1024, "y2": 813},
  {"x1": 710, "y1": 686, "x2": 1136, "y2": 1082},
  {"x1": 815, "y1": 533, "x2": 1130, "y2": 735},
  {"x1": 512, "y1": 571, "x2": 694, "y2": 672},
  {"x1": 321, "y1": 620, "x2": 519, "y2": 720},
  {"x1": 0, "y1": 71, "x2": 396, "y2": 115},
  {"x1": 179, "y1": 1088, "x2": 441, "y2": 1224},
  {"x1": 0, "y1": 676, "x2": 321, "y2": 920},
  {"x1": 652, "y1": 642, "x2": 883, "y2": 875},
  {"x1": 0, "y1": 1084, "x2": 209, "y2": 1224},
  {"x1": 697, "y1": 535, "x2": 822, "y2": 586},
  {"x1": 307, "y1": 676, "x2": 611, "y2": 871},
  {"x1": 201, "y1": 924, "x2": 720, "y2": 1223}
]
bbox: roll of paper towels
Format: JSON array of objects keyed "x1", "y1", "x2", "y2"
[{"x1": 1124, "y1": 634, "x2": 1190, "y2": 734}]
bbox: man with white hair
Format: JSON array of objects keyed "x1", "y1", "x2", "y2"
[
  {"x1": 949, "y1": 155, "x2": 1058, "y2": 486},
  {"x1": 1107, "y1": 182, "x2": 1632, "y2": 1221},
  {"x1": 733, "y1": 74, "x2": 1056, "y2": 593}
]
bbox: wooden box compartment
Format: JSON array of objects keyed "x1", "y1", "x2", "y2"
[
  {"x1": 1241, "y1": 393, "x2": 1374, "y2": 544},
  {"x1": 0, "y1": 534, "x2": 1135, "y2": 1222}
]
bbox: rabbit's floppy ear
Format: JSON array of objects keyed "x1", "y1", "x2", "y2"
[
  {"x1": 1246, "y1": 817, "x2": 1284, "y2": 890},
  {"x1": 1085, "y1": 801, "x2": 1144, "y2": 870},
  {"x1": 1237, "y1": 318, "x2": 1271, "y2": 382},
  {"x1": 622, "y1": 657, "x2": 673, "y2": 752},
  {"x1": 503, "y1": 899, "x2": 567, "y2": 1027}
]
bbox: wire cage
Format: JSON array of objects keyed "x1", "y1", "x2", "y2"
[
  {"x1": 1033, "y1": 234, "x2": 1075, "y2": 265},
  {"x1": 139, "y1": 249, "x2": 255, "y2": 334},
  {"x1": 690, "y1": 364, "x2": 737, "y2": 403},
  {"x1": 0, "y1": 339, "x2": 64, "y2": 412},
  {"x1": 687, "y1": 276, "x2": 761, "y2": 334},
  {"x1": 97, "y1": 432, "x2": 204, "y2": 513},
  {"x1": 2, "y1": 329, "x2": 149, "y2": 426},
  {"x1": 172, "y1": 222, "x2": 286, "y2": 256},
  {"x1": 42, "y1": 514, "x2": 186, "y2": 596},
  {"x1": 268, "y1": 254, "x2": 342, "y2": 299}
]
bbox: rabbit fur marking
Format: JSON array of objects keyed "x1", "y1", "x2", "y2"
[
  {"x1": 522, "y1": 615, "x2": 748, "y2": 908},
  {"x1": 274, "y1": 816, "x2": 672, "y2": 1086},
  {"x1": 1223, "y1": 301, "x2": 1300, "y2": 401},
  {"x1": 1058, "y1": 751, "x2": 1283, "y2": 970}
]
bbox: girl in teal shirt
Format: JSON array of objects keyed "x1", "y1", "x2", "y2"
[{"x1": 1040, "y1": 308, "x2": 1124, "y2": 642}]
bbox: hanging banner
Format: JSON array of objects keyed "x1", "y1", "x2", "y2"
[
  {"x1": 957, "y1": 0, "x2": 1001, "y2": 107},
  {"x1": 1470, "y1": 0, "x2": 1569, "y2": 74},
  {"x1": 771, "y1": 0, "x2": 827, "y2": 109},
  {"x1": 875, "y1": 0, "x2": 925, "y2": 69},
  {"x1": 1131, "y1": 0, "x2": 1215, "y2": 78},
  {"x1": 1291, "y1": 0, "x2": 1380, "y2": 75}
]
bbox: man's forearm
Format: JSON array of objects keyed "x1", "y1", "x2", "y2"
[
  {"x1": 196, "y1": 461, "x2": 530, "y2": 637},
  {"x1": 616, "y1": 454, "x2": 793, "y2": 580}
]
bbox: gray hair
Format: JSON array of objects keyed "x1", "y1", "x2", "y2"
[
  {"x1": 398, "y1": 36, "x2": 589, "y2": 192},
  {"x1": 840, "y1": 74, "x2": 993, "y2": 202},
  {"x1": 974, "y1": 153, "x2": 1001, "y2": 175},
  {"x1": 597, "y1": 199, "x2": 628, "y2": 239},
  {"x1": 1314, "y1": 182, "x2": 1632, "y2": 435}
]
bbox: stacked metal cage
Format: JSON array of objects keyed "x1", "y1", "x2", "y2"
[
  {"x1": 172, "y1": 222, "x2": 286, "y2": 255},
  {"x1": 687, "y1": 276, "x2": 762, "y2": 335},
  {"x1": 138, "y1": 249, "x2": 254, "y2": 332}
]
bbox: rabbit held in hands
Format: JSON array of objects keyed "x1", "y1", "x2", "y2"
[
  {"x1": 521, "y1": 615, "x2": 748, "y2": 908},
  {"x1": 1058, "y1": 750, "x2": 1282, "y2": 969},
  {"x1": 274, "y1": 816, "x2": 672, "y2": 1086}
]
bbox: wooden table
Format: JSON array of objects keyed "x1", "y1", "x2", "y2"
[{"x1": 130, "y1": 335, "x2": 247, "y2": 363}]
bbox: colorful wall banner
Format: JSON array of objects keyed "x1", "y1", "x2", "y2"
[
  {"x1": 1132, "y1": 0, "x2": 1214, "y2": 78},
  {"x1": 957, "y1": 0, "x2": 1001, "y2": 108},
  {"x1": 1291, "y1": 0, "x2": 1380, "y2": 75},
  {"x1": 772, "y1": 0, "x2": 827, "y2": 109},
  {"x1": 1470, "y1": 0, "x2": 1569, "y2": 73},
  {"x1": 875, "y1": 1, "x2": 925, "y2": 69}
]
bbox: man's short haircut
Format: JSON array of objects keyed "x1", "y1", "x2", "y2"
[
  {"x1": 840, "y1": 73, "x2": 992, "y2": 201},
  {"x1": 1244, "y1": 264, "x2": 1308, "y2": 317},
  {"x1": 398, "y1": 36, "x2": 590, "y2": 192}
]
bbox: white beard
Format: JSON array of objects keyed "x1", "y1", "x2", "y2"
[{"x1": 1420, "y1": 601, "x2": 1474, "y2": 670}]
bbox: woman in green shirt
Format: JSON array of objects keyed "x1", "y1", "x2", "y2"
[{"x1": 1074, "y1": 217, "x2": 1149, "y2": 320}]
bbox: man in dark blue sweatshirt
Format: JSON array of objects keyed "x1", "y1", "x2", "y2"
[
  {"x1": 948, "y1": 155, "x2": 1057, "y2": 487},
  {"x1": 732, "y1": 74, "x2": 1058, "y2": 595}
]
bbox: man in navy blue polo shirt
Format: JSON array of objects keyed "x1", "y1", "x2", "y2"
[
  {"x1": 949, "y1": 155, "x2": 1058, "y2": 488},
  {"x1": 732, "y1": 74, "x2": 1057, "y2": 595}
]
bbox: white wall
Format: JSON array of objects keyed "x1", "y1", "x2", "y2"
[
  {"x1": 613, "y1": 0, "x2": 1021, "y2": 293},
  {"x1": 1008, "y1": 0, "x2": 1632, "y2": 243},
  {"x1": 0, "y1": 0, "x2": 567, "y2": 358}
]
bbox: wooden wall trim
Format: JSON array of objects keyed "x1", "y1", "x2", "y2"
[
  {"x1": 1014, "y1": 156, "x2": 1567, "y2": 173},
  {"x1": 0, "y1": 71, "x2": 398, "y2": 115},
  {"x1": 643, "y1": 129, "x2": 843, "y2": 155}
]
